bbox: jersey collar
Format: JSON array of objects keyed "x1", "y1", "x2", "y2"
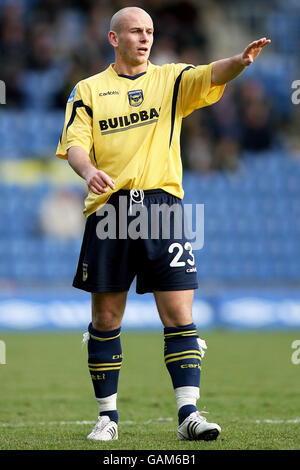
[{"x1": 109, "y1": 61, "x2": 154, "y2": 80}]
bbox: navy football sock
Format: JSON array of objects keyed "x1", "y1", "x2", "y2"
[
  {"x1": 178, "y1": 404, "x2": 197, "y2": 425},
  {"x1": 164, "y1": 323, "x2": 201, "y2": 424},
  {"x1": 100, "y1": 410, "x2": 119, "y2": 423},
  {"x1": 87, "y1": 323, "x2": 122, "y2": 424}
]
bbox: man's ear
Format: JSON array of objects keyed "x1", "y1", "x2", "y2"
[{"x1": 108, "y1": 31, "x2": 118, "y2": 48}]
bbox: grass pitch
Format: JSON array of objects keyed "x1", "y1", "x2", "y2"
[{"x1": 0, "y1": 330, "x2": 299, "y2": 450}]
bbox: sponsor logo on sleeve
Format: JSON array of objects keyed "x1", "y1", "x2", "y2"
[{"x1": 67, "y1": 84, "x2": 78, "y2": 103}]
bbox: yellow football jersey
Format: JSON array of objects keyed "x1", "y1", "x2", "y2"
[{"x1": 56, "y1": 61, "x2": 225, "y2": 217}]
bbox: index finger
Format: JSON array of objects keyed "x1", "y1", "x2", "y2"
[{"x1": 101, "y1": 172, "x2": 116, "y2": 190}]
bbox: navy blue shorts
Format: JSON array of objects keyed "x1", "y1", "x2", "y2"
[{"x1": 73, "y1": 189, "x2": 198, "y2": 294}]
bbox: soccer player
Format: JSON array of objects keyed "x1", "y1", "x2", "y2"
[{"x1": 56, "y1": 6, "x2": 270, "y2": 441}]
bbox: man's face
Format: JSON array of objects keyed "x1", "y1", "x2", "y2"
[{"x1": 116, "y1": 12, "x2": 154, "y2": 67}]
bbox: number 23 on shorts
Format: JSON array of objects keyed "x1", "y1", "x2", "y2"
[{"x1": 168, "y1": 242, "x2": 195, "y2": 267}]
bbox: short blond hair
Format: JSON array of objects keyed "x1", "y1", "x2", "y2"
[{"x1": 110, "y1": 7, "x2": 152, "y2": 33}]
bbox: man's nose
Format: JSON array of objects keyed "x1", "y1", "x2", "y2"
[{"x1": 140, "y1": 31, "x2": 149, "y2": 42}]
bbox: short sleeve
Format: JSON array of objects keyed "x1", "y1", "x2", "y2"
[
  {"x1": 178, "y1": 62, "x2": 225, "y2": 118},
  {"x1": 56, "y1": 81, "x2": 93, "y2": 159}
]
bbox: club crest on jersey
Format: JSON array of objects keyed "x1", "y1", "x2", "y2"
[{"x1": 128, "y1": 89, "x2": 144, "y2": 107}]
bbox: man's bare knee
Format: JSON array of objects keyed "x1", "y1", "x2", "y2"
[
  {"x1": 154, "y1": 290, "x2": 194, "y2": 327},
  {"x1": 91, "y1": 292, "x2": 127, "y2": 331}
]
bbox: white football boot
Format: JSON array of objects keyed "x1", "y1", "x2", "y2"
[
  {"x1": 177, "y1": 411, "x2": 221, "y2": 441},
  {"x1": 87, "y1": 415, "x2": 118, "y2": 441}
]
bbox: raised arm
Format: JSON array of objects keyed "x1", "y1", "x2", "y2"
[
  {"x1": 68, "y1": 146, "x2": 115, "y2": 195},
  {"x1": 211, "y1": 37, "x2": 271, "y2": 86}
]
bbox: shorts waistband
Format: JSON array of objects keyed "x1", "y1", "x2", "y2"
[{"x1": 115, "y1": 189, "x2": 165, "y2": 196}]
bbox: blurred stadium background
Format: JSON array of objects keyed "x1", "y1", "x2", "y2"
[{"x1": 1, "y1": 0, "x2": 300, "y2": 331}]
